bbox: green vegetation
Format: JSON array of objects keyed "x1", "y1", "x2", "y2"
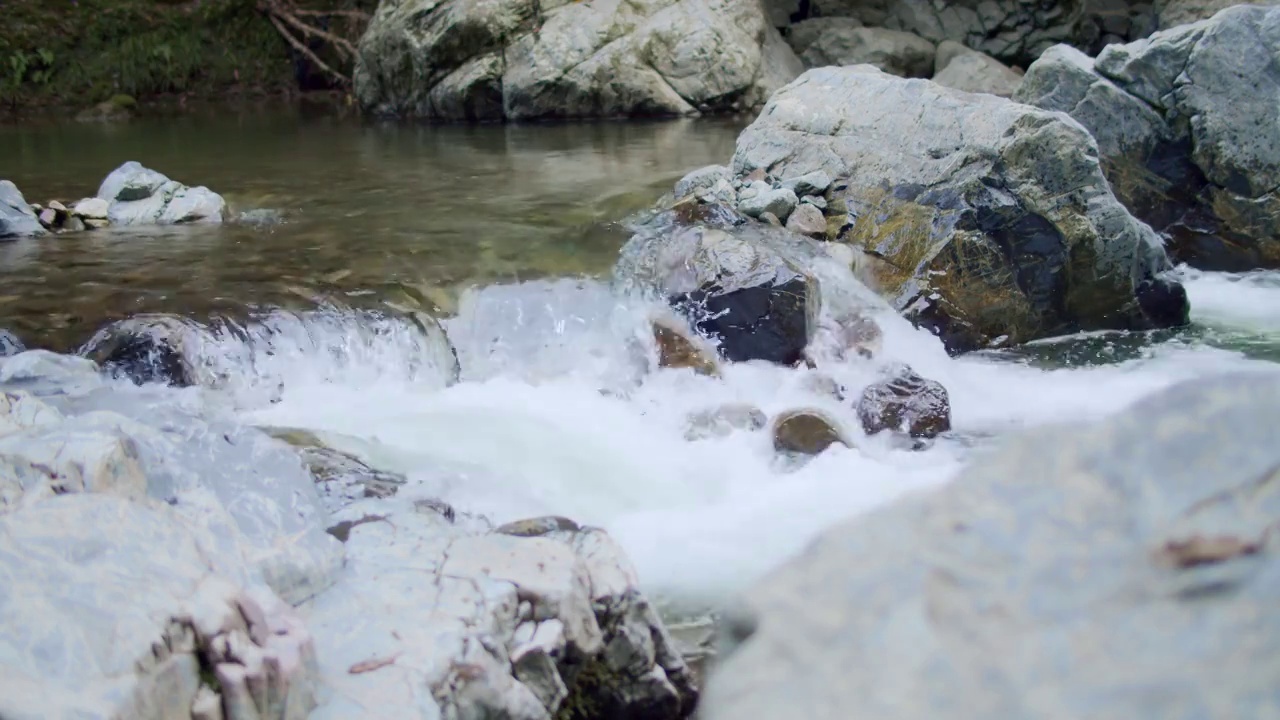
[{"x1": 0, "y1": 0, "x2": 371, "y2": 115}]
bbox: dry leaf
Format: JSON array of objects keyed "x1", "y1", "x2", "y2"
[
  {"x1": 1158, "y1": 535, "x2": 1263, "y2": 568},
  {"x1": 349, "y1": 653, "x2": 400, "y2": 674}
]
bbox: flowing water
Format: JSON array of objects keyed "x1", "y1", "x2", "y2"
[{"x1": 3, "y1": 111, "x2": 1280, "y2": 612}]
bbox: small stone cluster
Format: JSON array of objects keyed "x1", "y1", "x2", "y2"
[
  {"x1": 0, "y1": 160, "x2": 227, "y2": 239},
  {"x1": 29, "y1": 196, "x2": 110, "y2": 233}
]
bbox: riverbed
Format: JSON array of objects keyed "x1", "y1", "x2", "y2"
[{"x1": 3, "y1": 111, "x2": 1279, "y2": 611}]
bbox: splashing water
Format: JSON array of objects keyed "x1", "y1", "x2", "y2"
[{"x1": 165, "y1": 264, "x2": 1279, "y2": 611}]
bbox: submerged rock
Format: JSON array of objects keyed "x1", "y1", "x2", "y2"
[
  {"x1": 702, "y1": 371, "x2": 1280, "y2": 720},
  {"x1": 684, "y1": 403, "x2": 768, "y2": 441},
  {"x1": 0, "y1": 329, "x2": 24, "y2": 357},
  {"x1": 96, "y1": 161, "x2": 226, "y2": 226},
  {"x1": 771, "y1": 408, "x2": 851, "y2": 455},
  {"x1": 80, "y1": 314, "x2": 204, "y2": 387},
  {"x1": 354, "y1": 0, "x2": 803, "y2": 121},
  {"x1": 732, "y1": 66, "x2": 1188, "y2": 354},
  {"x1": 1015, "y1": 7, "x2": 1280, "y2": 270},
  {"x1": 74, "y1": 94, "x2": 137, "y2": 123},
  {"x1": 0, "y1": 495, "x2": 318, "y2": 720},
  {"x1": 263, "y1": 426, "x2": 409, "y2": 512},
  {"x1": 856, "y1": 363, "x2": 951, "y2": 438},
  {"x1": 0, "y1": 180, "x2": 45, "y2": 238}
]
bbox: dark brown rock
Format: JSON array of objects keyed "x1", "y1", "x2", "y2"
[{"x1": 857, "y1": 364, "x2": 951, "y2": 439}]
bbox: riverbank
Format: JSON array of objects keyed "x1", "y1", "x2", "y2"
[{"x1": 0, "y1": 0, "x2": 367, "y2": 122}]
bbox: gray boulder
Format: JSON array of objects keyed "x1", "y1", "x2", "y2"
[
  {"x1": 810, "y1": 0, "x2": 1085, "y2": 63},
  {"x1": 1016, "y1": 6, "x2": 1280, "y2": 270},
  {"x1": 931, "y1": 41, "x2": 1023, "y2": 96},
  {"x1": 731, "y1": 65, "x2": 1187, "y2": 354},
  {"x1": 792, "y1": 24, "x2": 937, "y2": 77},
  {"x1": 354, "y1": 0, "x2": 804, "y2": 121},
  {"x1": 96, "y1": 161, "x2": 226, "y2": 226},
  {"x1": 0, "y1": 180, "x2": 45, "y2": 238},
  {"x1": 702, "y1": 370, "x2": 1280, "y2": 720}
]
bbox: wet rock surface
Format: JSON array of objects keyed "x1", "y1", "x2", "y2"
[
  {"x1": 702, "y1": 371, "x2": 1280, "y2": 720},
  {"x1": 771, "y1": 409, "x2": 851, "y2": 456},
  {"x1": 730, "y1": 65, "x2": 1187, "y2": 354},
  {"x1": 1016, "y1": 6, "x2": 1280, "y2": 271},
  {"x1": 80, "y1": 314, "x2": 204, "y2": 387},
  {"x1": 856, "y1": 363, "x2": 952, "y2": 438},
  {"x1": 354, "y1": 0, "x2": 803, "y2": 121},
  {"x1": 652, "y1": 317, "x2": 721, "y2": 376}
]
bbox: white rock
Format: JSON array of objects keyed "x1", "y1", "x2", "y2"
[
  {"x1": 0, "y1": 494, "x2": 318, "y2": 720},
  {"x1": 72, "y1": 196, "x2": 110, "y2": 219},
  {"x1": 96, "y1": 161, "x2": 227, "y2": 227},
  {"x1": 304, "y1": 503, "x2": 695, "y2": 719}
]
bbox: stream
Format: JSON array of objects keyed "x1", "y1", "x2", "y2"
[{"x1": 3, "y1": 110, "x2": 1279, "y2": 612}]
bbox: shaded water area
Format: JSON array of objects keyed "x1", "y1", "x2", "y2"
[
  {"x1": 0, "y1": 110, "x2": 745, "y2": 349},
  {"x1": 3, "y1": 111, "x2": 1280, "y2": 610}
]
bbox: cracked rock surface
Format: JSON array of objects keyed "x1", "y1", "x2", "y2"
[
  {"x1": 353, "y1": 0, "x2": 803, "y2": 121},
  {"x1": 306, "y1": 501, "x2": 696, "y2": 719}
]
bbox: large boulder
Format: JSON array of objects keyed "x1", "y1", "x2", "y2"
[
  {"x1": 306, "y1": 502, "x2": 697, "y2": 719},
  {"x1": 701, "y1": 370, "x2": 1280, "y2": 720},
  {"x1": 0, "y1": 495, "x2": 318, "y2": 720},
  {"x1": 1015, "y1": 6, "x2": 1280, "y2": 270},
  {"x1": 809, "y1": 0, "x2": 1086, "y2": 64},
  {"x1": 0, "y1": 180, "x2": 45, "y2": 238},
  {"x1": 790, "y1": 23, "x2": 937, "y2": 78},
  {"x1": 614, "y1": 204, "x2": 891, "y2": 366},
  {"x1": 96, "y1": 161, "x2": 226, "y2": 226},
  {"x1": 354, "y1": 0, "x2": 804, "y2": 121},
  {"x1": 731, "y1": 65, "x2": 1187, "y2": 354}
]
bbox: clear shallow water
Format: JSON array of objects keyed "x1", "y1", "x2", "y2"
[{"x1": 4, "y1": 114, "x2": 1280, "y2": 611}]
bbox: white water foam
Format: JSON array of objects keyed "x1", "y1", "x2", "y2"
[{"x1": 230, "y1": 270, "x2": 1280, "y2": 609}]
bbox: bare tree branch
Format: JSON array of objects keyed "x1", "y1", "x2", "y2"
[{"x1": 264, "y1": 10, "x2": 351, "y2": 86}]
